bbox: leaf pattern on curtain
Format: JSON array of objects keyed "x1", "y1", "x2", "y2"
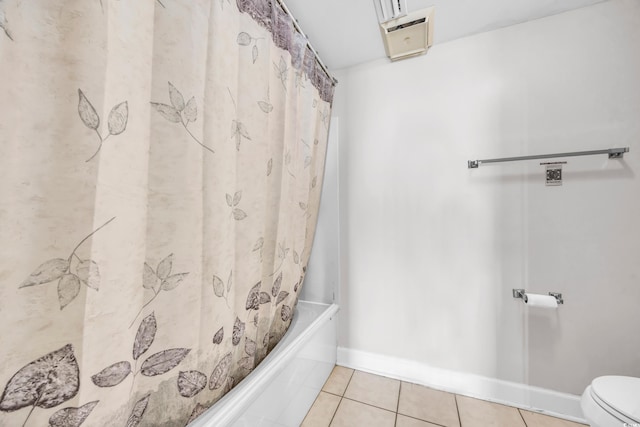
[
  {"x1": 0, "y1": 0, "x2": 335, "y2": 425},
  {"x1": 212, "y1": 270, "x2": 233, "y2": 308},
  {"x1": 237, "y1": 32, "x2": 263, "y2": 64},
  {"x1": 225, "y1": 191, "x2": 247, "y2": 220},
  {"x1": 227, "y1": 88, "x2": 253, "y2": 151},
  {"x1": 18, "y1": 217, "x2": 115, "y2": 310},
  {"x1": 257, "y1": 86, "x2": 274, "y2": 113},
  {"x1": 48, "y1": 401, "x2": 99, "y2": 427},
  {"x1": 124, "y1": 394, "x2": 150, "y2": 427},
  {"x1": 0, "y1": 1, "x2": 12, "y2": 41},
  {"x1": 151, "y1": 82, "x2": 214, "y2": 154},
  {"x1": 130, "y1": 254, "x2": 189, "y2": 328},
  {"x1": 92, "y1": 311, "x2": 190, "y2": 400},
  {"x1": 274, "y1": 57, "x2": 289, "y2": 91},
  {"x1": 78, "y1": 90, "x2": 129, "y2": 162},
  {"x1": 177, "y1": 370, "x2": 207, "y2": 398},
  {"x1": 0, "y1": 345, "x2": 81, "y2": 426},
  {"x1": 212, "y1": 327, "x2": 224, "y2": 344}
]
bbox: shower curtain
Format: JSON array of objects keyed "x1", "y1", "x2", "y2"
[{"x1": 0, "y1": 0, "x2": 335, "y2": 425}]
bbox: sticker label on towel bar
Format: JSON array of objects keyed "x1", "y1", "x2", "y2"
[{"x1": 542, "y1": 162, "x2": 565, "y2": 186}]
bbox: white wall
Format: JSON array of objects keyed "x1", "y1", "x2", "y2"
[
  {"x1": 331, "y1": 0, "x2": 640, "y2": 397},
  {"x1": 301, "y1": 118, "x2": 340, "y2": 305}
]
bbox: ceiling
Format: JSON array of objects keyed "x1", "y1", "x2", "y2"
[{"x1": 284, "y1": 0, "x2": 605, "y2": 71}]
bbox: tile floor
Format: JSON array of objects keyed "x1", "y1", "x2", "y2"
[{"x1": 302, "y1": 366, "x2": 588, "y2": 427}]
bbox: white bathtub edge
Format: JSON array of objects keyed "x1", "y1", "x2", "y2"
[
  {"x1": 337, "y1": 346, "x2": 587, "y2": 424},
  {"x1": 191, "y1": 302, "x2": 340, "y2": 427}
]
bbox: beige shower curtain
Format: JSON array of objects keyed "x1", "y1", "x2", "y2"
[{"x1": 0, "y1": 0, "x2": 334, "y2": 425}]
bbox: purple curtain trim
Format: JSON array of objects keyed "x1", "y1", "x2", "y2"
[{"x1": 236, "y1": 0, "x2": 336, "y2": 103}]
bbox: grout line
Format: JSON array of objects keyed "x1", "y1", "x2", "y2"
[
  {"x1": 394, "y1": 383, "x2": 447, "y2": 427},
  {"x1": 342, "y1": 396, "x2": 397, "y2": 415},
  {"x1": 327, "y1": 396, "x2": 341, "y2": 426},
  {"x1": 322, "y1": 365, "x2": 354, "y2": 397},
  {"x1": 398, "y1": 413, "x2": 449, "y2": 427},
  {"x1": 323, "y1": 390, "x2": 345, "y2": 398},
  {"x1": 341, "y1": 367, "x2": 355, "y2": 397},
  {"x1": 455, "y1": 394, "x2": 462, "y2": 427},
  {"x1": 517, "y1": 408, "x2": 528, "y2": 426},
  {"x1": 394, "y1": 412, "x2": 398, "y2": 427}
]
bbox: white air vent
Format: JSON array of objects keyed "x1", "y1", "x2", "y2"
[
  {"x1": 374, "y1": 0, "x2": 408, "y2": 23},
  {"x1": 379, "y1": 6, "x2": 435, "y2": 61}
]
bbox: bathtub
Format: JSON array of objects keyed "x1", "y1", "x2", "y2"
[{"x1": 190, "y1": 301, "x2": 339, "y2": 427}]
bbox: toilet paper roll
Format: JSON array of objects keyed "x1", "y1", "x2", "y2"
[{"x1": 524, "y1": 293, "x2": 558, "y2": 308}]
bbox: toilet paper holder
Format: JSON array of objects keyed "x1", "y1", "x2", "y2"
[{"x1": 512, "y1": 289, "x2": 564, "y2": 305}]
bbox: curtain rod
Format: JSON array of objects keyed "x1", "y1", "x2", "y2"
[
  {"x1": 274, "y1": 0, "x2": 338, "y2": 85},
  {"x1": 467, "y1": 147, "x2": 629, "y2": 168}
]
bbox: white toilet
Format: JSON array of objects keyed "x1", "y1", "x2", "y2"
[{"x1": 581, "y1": 376, "x2": 640, "y2": 427}]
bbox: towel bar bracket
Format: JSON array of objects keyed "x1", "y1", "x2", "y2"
[{"x1": 512, "y1": 289, "x2": 525, "y2": 299}]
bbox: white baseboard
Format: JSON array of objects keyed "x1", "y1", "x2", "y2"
[{"x1": 337, "y1": 347, "x2": 586, "y2": 424}]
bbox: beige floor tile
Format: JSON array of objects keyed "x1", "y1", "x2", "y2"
[
  {"x1": 330, "y1": 398, "x2": 396, "y2": 427},
  {"x1": 397, "y1": 382, "x2": 460, "y2": 427},
  {"x1": 396, "y1": 414, "x2": 443, "y2": 427},
  {"x1": 520, "y1": 410, "x2": 588, "y2": 427},
  {"x1": 322, "y1": 366, "x2": 354, "y2": 396},
  {"x1": 456, "y1": 395, "x2": 526, "y2": 427},
  {"x1": 343, "y1": 370, "x2": 400, "y2": 412},
  {"x1": 301, "y1": 392, "x2": 342, "y2": 427}
]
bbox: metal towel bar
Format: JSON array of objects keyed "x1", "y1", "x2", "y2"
[{"x1": 468, "y1": 147, "x2": 629, "y2": 169}]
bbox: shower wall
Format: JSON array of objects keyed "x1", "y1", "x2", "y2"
[
  {"x1": 301, "y1": 119, "x2": 340, "y2": 305},
  {"x1": 332, "y1": 0, "x2": 640, "y2": 396}
]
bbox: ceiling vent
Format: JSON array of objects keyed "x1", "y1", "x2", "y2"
[
  {"x1": 378, "y1": 6, "x2": 435, "y2": 62},
  {"x1": 374, "y1": 0, "x2": 408, "y2": 23}
]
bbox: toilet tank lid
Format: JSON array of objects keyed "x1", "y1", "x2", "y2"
[{"x1": 592, "y1": 376, "x2": 640, "y2": 421}]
